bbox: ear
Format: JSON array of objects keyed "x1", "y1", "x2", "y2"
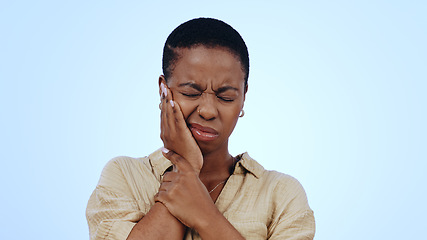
[
  {"x1": 158, "y1": 75, "x2": 167, "y2": 97},
  {"x1": 240, "y1": 84, "x2": 248, "y2": 111}
]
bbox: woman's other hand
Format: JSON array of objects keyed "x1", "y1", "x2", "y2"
[
  {"x1": 155, "y1": 149, "x2": 220, "y2": 230},
  {"x1": 160, "y1": 81, "x2": 203, "y2": 172}
]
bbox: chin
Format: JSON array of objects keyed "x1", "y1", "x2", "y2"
[{"x1": 197, "y1": 139, "x2": 229, "y2": 155}]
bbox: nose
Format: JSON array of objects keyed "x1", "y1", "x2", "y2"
[{"x1": 197, "y1": 93, "x2": 218, "y2": 121}]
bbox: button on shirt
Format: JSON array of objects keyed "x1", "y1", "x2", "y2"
[{"x1": 86, "y1": 149, "x2": 315, "y2": 239}]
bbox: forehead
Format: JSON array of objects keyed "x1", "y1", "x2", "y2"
[{"x1": 169, "y1": 46, "x2": 245, "y2": 88}]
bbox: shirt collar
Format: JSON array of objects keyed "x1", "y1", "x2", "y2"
[
  {"x1": 148, "y1": 149, "x2": 264, "y2": 179},
  {"x1": 148, "y1": 148, "x2": 173, "y2": 179},
  {"x1": 234, "y1": 152, "x2": 264, "y2": 178}
]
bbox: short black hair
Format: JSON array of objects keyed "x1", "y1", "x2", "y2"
[{"x1": 162, "y1": 17, "x2": 249, "y2": 87}]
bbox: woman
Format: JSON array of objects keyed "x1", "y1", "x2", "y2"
[{"x1": 86, "y1": 18, "x2": 315, "y2": 240}]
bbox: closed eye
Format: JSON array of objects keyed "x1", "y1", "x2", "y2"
[
  {"x1": 181, "y1": 92, "x2": 201, "y2": 98},
  {"x1": 218, "y1": 96, "x2": 235, "y2": 102},
  {"x1": 181, "y1": 91, "x2": 235, "y2": 102}
]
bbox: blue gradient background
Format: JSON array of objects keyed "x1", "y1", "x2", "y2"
[{"x1": 1, "y1": 1, "x2": 425, "y2": 239}]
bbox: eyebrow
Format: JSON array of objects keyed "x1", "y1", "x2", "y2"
[
  {"x1": 216, "y1": 86, "x2": 239, "y2": 93},
  {"x1": 178, "y1": 82, "x2": 239, "y2": 93},
  {"x1": 178, "y1": 82, "x2": 204, "y2": 91}
]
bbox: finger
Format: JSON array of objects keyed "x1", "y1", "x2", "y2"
[
  {"x1": 161, "y1": 84, "x2": 194, "y2": 153},
  {"x1": 161, "y1": 86, "x2": 177, "y2": 144},
  {"x1": 161, "y1": 148, "x2": 193, "y2": 172},
  {"x1": 166, "y1": 99, "x2": 178, "y2": 131},
  {"x1": 162, "y1": 83, "x2": 179, "y2": 128},
  {"x1": 170, "y1": 99, "x2": 183, "y2": 122},
  {"x1": 165, "y1": 83, "x2": 173, "y2": 101},
  {"x1": 160, "y1": 85, "x2": 175, "y2": 144},
  {"x1": 158, "y1": 181, "x2": 173, "y2": 192},
  {"x1": 162, "y1": 171, "x2": 178, "y2": 182},
  {"x1": 154, "y1": 192, "x2": 160, "y2": 202},
  {"x1": 154, "y1": 191, "x2": 167, "y2": 203},
  {"x1": 162, "y1": 85, "x2": 180, "y2": 124},
  {"x1": 155, "y1": 189, "x2": 173, "y2": 204},
  {"x1": 160, "y1": 82, "x2": 168, "y2": 99},
  {"x1": 171, "y1": 102, "x2": 190, "y2": 136},
  {"x1": 162, "y1": 82, "x2": 173, "y2": 104},
  {"x1": 165, "y1": 98, "x2": 193, "y2": 155},
  {"x1": 160, "y1": 104, "x2": 168, "y2": 144}
]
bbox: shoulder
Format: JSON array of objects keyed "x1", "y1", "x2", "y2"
[
  {"x1": 100, "y1": 148, "x2": 171, "y2": 181},
  {"x1": 100, "y1": 156, "x2": 151, "y2": 180},
  {"x1": 96, "y1": 156, "x2": 152, "y2": 193},
  {"x1": 96, "y1": 149, "x2": 172, "y2": 194},
  {"x1": 240, "y1": 154, "x2": 315, "y2": 237},
  {"x1": 263, "y1": 170, "x2": 307, "y2": 199},
  {"x1": 239, "y1": 152, "x2": 307, "y2": 195},
  {"x1": 239, "y1": 152, "x2": 312, "y2": 212},
  {"x1": 257, "y1": 168, "x2": 310, "y2": 214},
  {"x1": 102, "y1": 155, "x2": 151, "y2": 172}
]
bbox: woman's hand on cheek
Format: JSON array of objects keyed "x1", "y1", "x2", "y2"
[
  {"x1": 155, "y1": 149, "x2": 219, "y2": 230},
  {"x1": 160, "y1": 82, "x2": 203, "y2": 172}
]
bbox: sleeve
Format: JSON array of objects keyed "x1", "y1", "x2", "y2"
[
  {"x1": 267, "y1": 174, "x2": 316, "y2": 240},
  {"x1": 86, "y1": 157, "x2": 158, "y2": 240},
  {"x1": 86, "y1": 186, "x2": 143, "y2": 240}
]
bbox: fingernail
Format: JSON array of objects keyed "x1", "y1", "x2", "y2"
[
  {"x1": 169, "y1": 100, "x2": 175, "y2": 107},
  {"x1": 161, "y1": 147, "x2": 170, "y2": 153},
  {"x1": 160, "y1": 83, "x2": 167, "y2": 97}
]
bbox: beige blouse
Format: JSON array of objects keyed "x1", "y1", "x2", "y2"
[{"x1": 86, "y1": 149, "x2": 315, "y2": 239}]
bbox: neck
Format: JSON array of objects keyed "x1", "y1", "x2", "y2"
[{"x1": 199, "y1": 144, "x2": 234, "y2": 179}]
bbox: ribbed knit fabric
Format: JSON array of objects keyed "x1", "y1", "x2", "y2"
[{"x1": 86, "y1": 149, "x2": 315, "y2": 239}]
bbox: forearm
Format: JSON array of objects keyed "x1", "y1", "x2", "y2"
[
  {"x1": 127, "y1": 202, "x2": 186, "y2": 240},
  {"x1": 195, "y1": 207, "x2": 245, "y2": 240}
]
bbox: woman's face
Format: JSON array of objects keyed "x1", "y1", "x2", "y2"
[{"x1": 160, "y1": 46, "x2": 247, "y2": 154}]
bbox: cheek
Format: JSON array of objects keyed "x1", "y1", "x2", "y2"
[
  {"x1": 175, "y1": 99, "x2": 197, "y2": 120},
  {"x1": 225, "y1": 105, "x2": 243, "y2": 125}
]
